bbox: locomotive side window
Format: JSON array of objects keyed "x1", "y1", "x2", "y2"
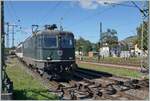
[
  {"x1": 24, "y1": 42, "x2": 27, "y2": 48},
  {"x1": 37, "y1": 35, "x2": 43, "y2": 48},
  {"x1": 44, "y1": 35, "x2": 57, "y2": 48},
  {"x1": 60, "y1": 35, "x2": 73, "y2": 48}
]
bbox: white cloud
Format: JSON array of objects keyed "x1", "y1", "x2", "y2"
[
  {"x1": 78, "y1": 0, "x2": 122, "y2": 9},
  {"x1": 78, "y1": 0, "x2": 98, "y2": 9}
]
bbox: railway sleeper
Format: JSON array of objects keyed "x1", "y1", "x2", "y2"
[
  {"x1": 93, "y1": 90, "x2": 103, "y2": 98},
  {"x1": 105, "y1": 87, "x2": 117, "y2": 95},
  {"x1": 113, "y1": 85, "x2": 129, "y2": 92},
  {"x1": 75, "y1": 93, "x2": 91, "y2": 99},
  {"x1": 68, "y1": 90, "x2": 78, "y2": 100},
  {"x1": 88, "y1": 83, "x2": 102, "y2": 89},
  {"x1": 138, "y1": 80, "x2": 149, "y2": 87},
  {"x1": 114, "y1": 80, "x2": 142, "y2": 91},
  {"x1": 123, "y1": 83, "x2": 139, "y2": 90}
]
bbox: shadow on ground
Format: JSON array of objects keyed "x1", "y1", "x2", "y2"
[
  {"x1": 55, "y1": 67, "x2": 113, "y2": 82},
  {"x1": 13, "y1": 89, "x2": 57, "y2": 100}
]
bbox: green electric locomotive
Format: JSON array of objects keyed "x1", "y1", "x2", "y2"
[{"x1": 22, "y1": 28, "x2": 77, "y2": 76}]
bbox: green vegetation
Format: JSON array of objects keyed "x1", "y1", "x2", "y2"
[
  {"x1": 6, "y1": 58, "x2": 58, "y2": 100},
  {"x1": 101, "y1": 29, "x2": 118, "y2": 48},
  {"x1": 136, "y1": 21, "x2": 148, "y2": 50},
  {"x1": 75, "y1": 29, "x2": 119, "y2": 55},
  {"x1": 75, "y1": 37, "x2": 92, "y2": 55},
  {"x1": 5, "y1": 48, "x2": 11, "y2": 55},
  {"x1": 79, "y1": 56, "x2": 141, "y2": 67},
  {"x1": 78, "y1": 62, "x2": 143, "y2": 79},
  {"x1": 123, "y1": 35, "x2": 137, "y2": 45}
]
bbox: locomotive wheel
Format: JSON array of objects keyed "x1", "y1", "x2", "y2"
[
  {"x1": 70, "y1": 63, "x2": 78, "y2": 73},
  {"x1": 53, "y1": 66, "x2": 63, "y2": 74}
]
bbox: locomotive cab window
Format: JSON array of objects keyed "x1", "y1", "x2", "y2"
[
  {"x1": 60, "y1": 35, "x2": 74, "y2": 48},
  {"x1": 44, "y1": 35, "x2": 57, "y2": 48}
]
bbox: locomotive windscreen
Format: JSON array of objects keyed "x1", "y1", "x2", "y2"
[
  {"x1": 60, "y1": 35, "x2": 74, "y2": 48},
  {"x1": 44, "y1": 35, "x2": 57, "y2": 48}
]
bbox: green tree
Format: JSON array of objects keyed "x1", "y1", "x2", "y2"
[
  {"x1": 101, "y1": 29, "x2": 118, "y2": 48},
  {"x1": 92, "y1": 42, "x2": 100, "y2": 52},
  {"x1": 136, "y1": 21, "x2": 148, "y2": 50},
  {"x1": 75, "y1": 37, "x2": 92, "y2": 55}
]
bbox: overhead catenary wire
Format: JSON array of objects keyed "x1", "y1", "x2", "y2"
[
  {"x1": 59, "y1": 2, "x2": 74, "y2": 20},
  {"x1": 8, "y1": 1, "x2": 21, "y2": 23},
  {"x1": 38, "y1": 1, "x2": 61, "y2": 26},
  {"x1": 56, "y1": 3, "x2": 74, "y2": 29},
  {"x1": 104, "y1": 2, "x2": 136, "y2": 8},
  {"x1": 64, "y1": 1, "x2": 141, "y2": 30},
  {"x1": 68, "y1": 2, "x2": 143, "y2": 45},
  {"x1": 6, "y1": 2, "x2": 16, "y2": 23},
  {"x1": 131, "y1": 1, "x2": 147, "y2": 17},
  {"x1": 7, "y1": 1, "x2": 22, "y2": 36},
  {"x1": 64, "y1": 5, "x2": 116, "y2": 29}
]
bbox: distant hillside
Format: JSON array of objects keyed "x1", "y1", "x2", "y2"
[{"x1": 122, "y1": 35, "x2": 137, "y2": 45}]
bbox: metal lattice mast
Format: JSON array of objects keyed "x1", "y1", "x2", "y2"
[
  {"x1": 1, "y1": 0, "x2": 5, "y2": 91},
  {"x1": 5, "y1": 22, "x2": 9, "y2": 48},
  {"x1": 140, "y1": 8, "x2": 144, "y2": 71},
  {"x1": 98, "y1": 22, "x2": 102, "y2": 61},
  {"x1": 6, "y1": 24, "x2": 18, "y2": 48},
  {"x1": 148, "y1": 0, "x2": 150, "y2": 79},
  {"x1": 11, "y1": 25, "x2": 18, "y2": 48}
]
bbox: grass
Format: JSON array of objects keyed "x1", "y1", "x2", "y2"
[
  {"x1": 77, "y1": 62, "x2": 143, "y2": 79},
  {"x1": 78, "y1": 56, "x2": 144, "y2": 67},
  {"x1": 5, "y1": 58, "x2": 58, "y2": 100}
]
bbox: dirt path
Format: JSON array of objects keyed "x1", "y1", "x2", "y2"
[{"x1": 77, "y1": 61, "x2": 142, "y2": 71}]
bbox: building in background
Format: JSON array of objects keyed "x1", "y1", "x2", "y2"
[{"x1": 88, "y1": 51, "x2": 98, "y2": 57}]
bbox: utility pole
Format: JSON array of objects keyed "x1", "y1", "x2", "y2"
[
  {"x1": 98, "y1": 22, "x2": 102, "y2": 61},
  {"x1": 141, "y1": 12, "x2": 144, "y2": 72},
  {"x1": 60, "y1": 17, "x2": 63, "y2": 31},
  {"x1": 12, "y1": 25, "x2": 17, "y2": 48},
  {"x1": 148, "y1": 1, "x2": 150, "y2": 76},
  {"x1": 5, "y1": 22, "x2": 10, "y2": 48},
  {"x1": 100, "y1": 22, "x2": 102, "y2": 47},
  {"x1": 5, "y1": 23, "x2": 18, "y2": 48},
  {"x1": 1, "y1": 0, "x2": 5, "y2": 91},
  {"x1": 140, "y1": 1, "x2": 147, "y2": 72},
  {"x1": 131, "y1": 1, "x2": 148, "y2": 72},
  {"x1": 5, "y1": 19, "x2": 21, "y2": 48},
  {"x1": 1, "y1": 1, "x2": 13, "y2": 99}
]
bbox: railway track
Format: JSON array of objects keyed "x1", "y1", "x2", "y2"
[
  {"x1": 77, "y1": 60, "x2": 145, "y2": 71},
  {"x1": 14, "y1": 55, "x2": 149, "y2": 100},
  {"x1": 68, "y1": 68, "x2": 149, "y2": 100}
]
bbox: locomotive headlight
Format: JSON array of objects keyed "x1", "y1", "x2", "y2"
[
  {"x1": 47, "y1": 56, "x2": 52, "y2": 60},
  {"x1": 69, "y1": 57, "x2": 73, "y2": 59},
  {"x1": 57, "y1": 50, "x2": 63, "y2": 56},
  {"x1": 47, "y1": 57, "x2": 51, "y2": 60}
]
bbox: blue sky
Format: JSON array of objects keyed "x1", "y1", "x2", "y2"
[{"x1": 4, "y1": 1, "x2": 144, "y2": 47}]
